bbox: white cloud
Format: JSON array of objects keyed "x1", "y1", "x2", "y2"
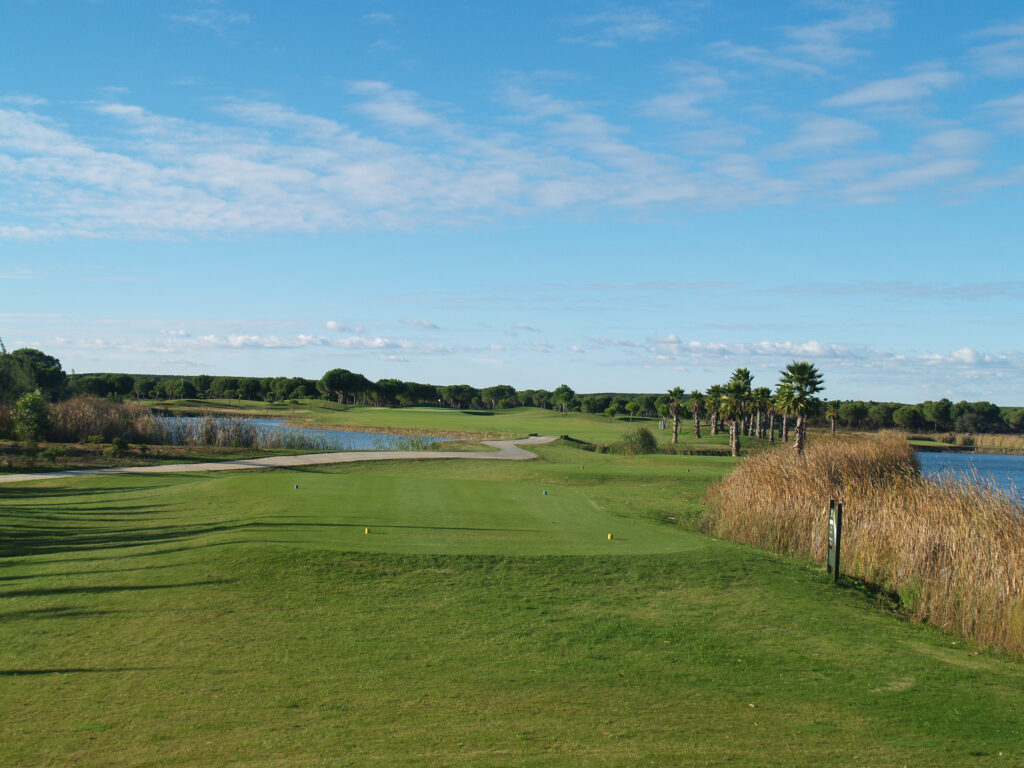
[
  {"x1": 363, "y1": 12, "x2": 396, "y2": 25},
  {"x1": 782, "y1": 6, "x2": 894, "y2": 64},
  {"x1": 402, "y1": 319, "x2": 440, "y2": 329},
  {"x1": 824, "y1": 67, "x2": 961, "y2": 108},
  {"x1": 640, "y1": 63, "x2": 729, "y2": 122},
  {"x1": 564, "y1": 8, "x2": 677, "y2": 47},
  {"x1": 979, "y1": 91, "x2": 1024, "y2": 132},
  {"x1": 165, "y1": 9, "x2": 250, "y2": 32},
  {"x1": 844, "y1": 158, "x2": 978, "y2": 202},
  {"x1": 967, "y1": 18, "x2": 1024, "y2": 77},
  {"x1": 775, "y1": 116, "x2": 879, "y2": 155},
  {"x1": 706, "y1": 41, "x2": 824, "y2": 75}
]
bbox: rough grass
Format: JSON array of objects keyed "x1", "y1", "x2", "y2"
[{"x1": 706, "y1": 433, "x2": 1024, "y2": 654}]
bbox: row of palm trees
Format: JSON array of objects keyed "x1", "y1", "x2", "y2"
[{"x1": 666, "y1": 361, "x2": 825, "y2": 457}]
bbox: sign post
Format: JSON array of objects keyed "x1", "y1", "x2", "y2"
[{"x1": 827, "y1": 498, "x2": 843, "y2": 583}]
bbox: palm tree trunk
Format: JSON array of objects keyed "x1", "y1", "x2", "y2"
[
  {"x1": 769, "y1": 413, "x2": 775, "y2": 443},
  {"x1": 830, "y1": 416, "x2": 836, "y2": 434},
  {"x1": 672, "y1": 413, "x2": 679, "y2": 444},
  {"x1": 794, "y1": 415, "x2": 806, "y2": 455},
  {"x1": 693, "y1": 413, "x2": 701, "y2": 439},
  {"x1": 729, "y1": 420, "x2": 740, "y2": 457},
  {"x1": 782, "y1": 414, "x2": 789, "y2": 442},
  {"x1": 711, "y1": 412, "x2": 719, "y2": 435}
]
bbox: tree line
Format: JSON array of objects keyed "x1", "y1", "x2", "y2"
[{"x1": 2, "y1": 344, "x2": 1021, "y2": 438}]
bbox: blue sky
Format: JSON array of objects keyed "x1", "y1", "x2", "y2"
[{"x1": 2, "y1": 1, "x2": 1023, "y2": 403}]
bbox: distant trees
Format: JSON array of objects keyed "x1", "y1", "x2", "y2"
[
  {"x1": 318, "y1": 369, "x2": 370, "y2": 404},
  {"x1": 0, "y1": 347, "x2": 67, "y2": 404}
]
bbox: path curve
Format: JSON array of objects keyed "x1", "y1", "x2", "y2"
[{"x1": 0, "y1": 436, "x2": 559, "y2": 485}]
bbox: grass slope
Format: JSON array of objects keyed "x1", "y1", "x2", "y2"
[{"x1": 2, "y1": 443, "x2": 1022, "y2": 766}]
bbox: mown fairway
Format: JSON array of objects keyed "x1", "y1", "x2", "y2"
[
  {"x1": 2, "y1": 442, "x2": 1022, "y2": 767},
  {"x1": 150, "y1": 399, "x2": 729, "y2": 448}
]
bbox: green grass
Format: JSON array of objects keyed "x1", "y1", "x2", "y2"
[
  {"x1": 149, "y1": 399, "x2": 731, "y2": 449},
  {"x1": 2, "y1": 443, "x2": 1022, "y2": 766}
]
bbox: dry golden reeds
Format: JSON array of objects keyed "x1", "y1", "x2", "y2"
[
  {"x1": 47, "y1": 395, "x2": 154, "y2": 443},
  {"x1": 706, "y1": 433, "x2": 1024, "y2": 654}
]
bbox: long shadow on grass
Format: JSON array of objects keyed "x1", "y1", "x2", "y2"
[
  {"x1": 1, "y1": 579, "x2": 234, "y2": 599},
  {"x1": 0, "y1": 667, "x2": 166, "y2": 676},
  {"x1": 2, "y1": 606, "x2": 131, "y2": 620},
  {"x1": 0, "y1": 517, "x2": 265, "y2": 558}
]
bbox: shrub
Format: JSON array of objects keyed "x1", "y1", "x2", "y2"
[
  {"x1": 621, "y1": 427, "x2": 659, "y2": 456},
  {"x1": 41, "y1": 446, "x2": 65, "y2": 465},
  {"x1": 13, "y1": 391, "x2": 49, "y2": 443},
  {"x1": 108, "y1": 436, "x2": 129, "y2": 457}
]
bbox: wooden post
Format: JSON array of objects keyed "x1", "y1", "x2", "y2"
[{"x1": 827, "y1": 499, "x2": 843, "y2": 583}]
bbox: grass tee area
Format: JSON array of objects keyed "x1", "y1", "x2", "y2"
[{"x1": 2, "y1": 440, "x2": 1023, "y2": 765}]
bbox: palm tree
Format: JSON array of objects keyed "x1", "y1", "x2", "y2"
[
  {"x1": 706, "y1": 384, "x2": 724, "y2": 435},
  {"x1": 729, "y1": 368, "x2": 753, "y2": 435},
  {"x1": 750, "y1": 387, "x2": 771, "y2": 439},
  {"x1": 667, "y1": 387, "x2": 685, "y2": 444},
  {"x1": 775, "y1": 381, "x2": 794, "y2": 443},
  {"x1": 721, "y1": 381, "x2": 746, "y2": 457},
  {"x1": 688, "y1": 390, "x2": 703, "y2": 439},
  {"x1": 825, "y1": 400, "x2": 839, "y2": 434},
  {"x1": 778, "y1": 361, "x2": 825, "y2": 455}
]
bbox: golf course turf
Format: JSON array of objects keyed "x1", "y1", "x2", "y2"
[{"x1": 2, "y1": 437, "x2": 1022, "y2": 766}]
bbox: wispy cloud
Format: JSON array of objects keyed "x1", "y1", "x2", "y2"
[
  {"x1": 706, "y1": 41, "x2": 824, "y2": 75},
  {"x1": 967, "y1": 17, "x2": 1024, "y2": 77},
  {"x1": 564, "y1": 7, "x2": 678, "y2": 47},
  {"x1": 782, "y1": 280, "x2": 1024, "y2": 300},
  {"x1": 979, "y1": 91, "x2": 1024, "y2": 132},
  {"x1": 363, "y1": 12, "x2": 396, "y2": 25},
  {"x1": 824, "y1": 65, "x2": 961, "y2": 108},
  {"x1": 640, "y1": 63, "x2": 729, "y2": 122},
  {"x1": 775, "y1": 115, "x2": 879, "y2": 156},
  {"x1": 165, "y1": 8, "x2": 251, "y2": 32},
  {"x1": 782, "y1": 4, "x2": 894, "y2": 64},
  {"x1": 402, "y1": 319, "x2": 440, "y2": 329}
]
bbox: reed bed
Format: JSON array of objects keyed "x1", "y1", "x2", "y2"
[
  {"x1": 967, "y1": 433, "x2": 1024, "y2": 453},
  {"x1": 705, "y1": 433, "x2": 1024, "y2": 654},
  {"x1": 151, "y1": 416, "x2": 441, "y2": 452},
  {"x1": 11, "y1": 397, "x2": 440, "y2": 452},
  {"x1": 48, "y1": 396, "x2": 154, "y2": 443}
]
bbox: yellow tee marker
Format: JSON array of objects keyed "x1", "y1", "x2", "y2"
[
  {"x1": 607, "y1": 533, "x2": 613, "y2": 540},
  {"x1": 364, "y1": 527, "x2": 370, "y2": 535}
]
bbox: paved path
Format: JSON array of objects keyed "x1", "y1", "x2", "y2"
[{"x1": 0, "y1": 436, "x2": 559, "y2": 485}]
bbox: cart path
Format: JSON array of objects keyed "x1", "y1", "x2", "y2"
[{"x1": 0, "y1": 436, "x2": 559, "y2": 485}]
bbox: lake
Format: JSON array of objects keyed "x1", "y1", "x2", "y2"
[
  {"x1": 154, "y1": 416, "x2": 451, "y2": 451},
  {"x1": 917, "y1": 451, "x2": 1024, "y2": 497}
]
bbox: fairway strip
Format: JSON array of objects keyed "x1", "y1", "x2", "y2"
[{"x1": 0, "y1": 436, "x2": 558, "y2": 485}]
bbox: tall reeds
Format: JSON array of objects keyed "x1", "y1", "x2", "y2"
[
  {"x1": 705, "y1": 433, "x2": 1024, "y2": 654},
  {"x1": 48, "y1": 396, "x2": 154, "y2": 443}
]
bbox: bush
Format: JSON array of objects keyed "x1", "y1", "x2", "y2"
[
  {"x1": 621, "y1": 427, "x2": 658, "y2": 456},
  {"x1": 12, "y1": 391, "x2": 48, "y2": 443},
  {"x1": 108, "y1": 436, "x2": 129, "y2": 457},
  {"x1": 41, "y1": 446, "x2": 65, "y2": 465}
]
